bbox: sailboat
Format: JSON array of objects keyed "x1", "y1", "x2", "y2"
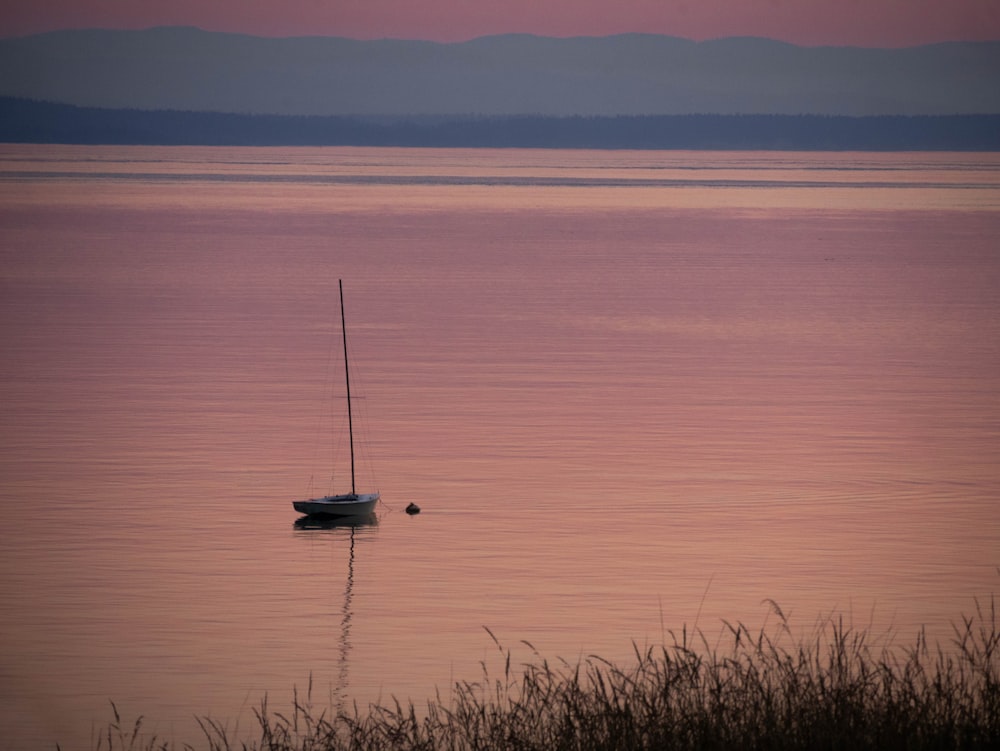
[{"x1": 293, "y1": 280, "x2": 380, "y2": 518}]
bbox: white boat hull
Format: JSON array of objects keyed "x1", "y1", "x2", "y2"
[{"x1": 293, "y1": 492, "x2": 379, "y2": 518}]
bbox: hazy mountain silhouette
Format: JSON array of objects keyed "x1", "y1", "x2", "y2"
[{"x1": 1, "y1": 26, "x2": 998, "y2": 117}]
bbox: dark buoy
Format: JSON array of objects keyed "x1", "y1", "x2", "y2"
[{"x1": 405, "y1": 502, "x2": 421, "y2": 515}]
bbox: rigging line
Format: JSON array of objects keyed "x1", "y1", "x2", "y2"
[
  {"x1": 343, "y1": 315, "x2": 380, "y2": 493},
  {"x1": 307, "y1": 312, "x2": 340, "y2": 497},
  {"x1": 349, "y1": 365, "x2": 379, "y2": 491},
  {"x1": 328, "y1": 317, "x2": 348, "y2": 495}
]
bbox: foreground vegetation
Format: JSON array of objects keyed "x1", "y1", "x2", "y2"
[{"x1": 91, "y1": 599, "x2": 998, "y2": 751}]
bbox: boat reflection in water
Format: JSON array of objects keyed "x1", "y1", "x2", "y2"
[
  {"x1": 292, "y1": 512, "x2": 377, "y2": 713},
  {"x1": 293, "y1": 512, "x2": 378, "y2": 531}
]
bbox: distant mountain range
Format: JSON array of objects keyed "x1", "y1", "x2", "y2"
[{"x1": 2, "y1": 26, "x2": 999, "y2": 117}]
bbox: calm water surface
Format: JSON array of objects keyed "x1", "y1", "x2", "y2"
[{"x1": 1, "y1": 146, "x2": 999, "y2": 749}]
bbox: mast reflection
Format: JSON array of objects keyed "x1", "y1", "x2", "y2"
[{"x1": 293, "y1": 512, "x2": 377, "y2": 713}]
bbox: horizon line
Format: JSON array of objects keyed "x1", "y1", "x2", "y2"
[{"x1": 5, "y1": 24, "x2": 1000, "y2": 50}]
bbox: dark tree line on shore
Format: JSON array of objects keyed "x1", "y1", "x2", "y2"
[{"x1": 2, "y1": 97, "x2": 998, "y2": 150}]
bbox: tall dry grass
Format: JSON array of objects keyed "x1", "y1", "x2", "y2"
[{"x1": 87, "y1": 598, "x2": 998, "y2": 751}]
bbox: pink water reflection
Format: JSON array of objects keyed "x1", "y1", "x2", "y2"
[{"x1": 1, "y1": 146, "x2": 998, "y2": 750}]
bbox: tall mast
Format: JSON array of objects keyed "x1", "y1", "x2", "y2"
[{"x1": 339, "y1": 279, "x2": 356, "y2": 496}]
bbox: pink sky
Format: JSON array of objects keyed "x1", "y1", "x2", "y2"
[{"x1": 2, "y1": 0, "x2": 999, "y2": 47}]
